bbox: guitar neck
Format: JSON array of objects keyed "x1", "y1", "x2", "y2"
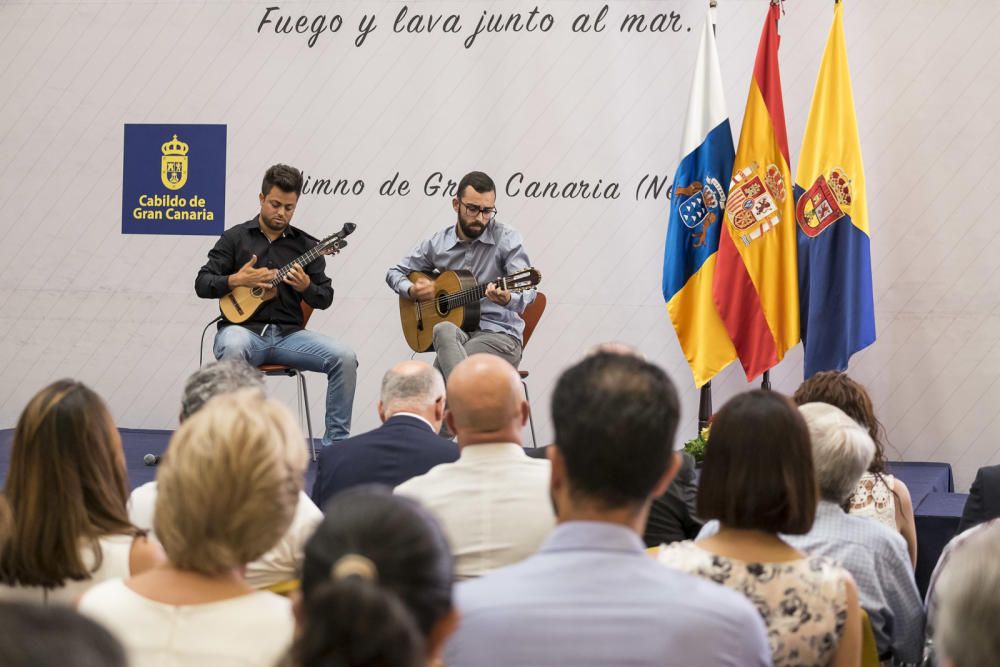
[
  {"x1": 268, "y1": 243, "x2": 328, "y2": 287},
  {"x1": 445, "y1": 277, "x2": 513, "y2": 308},
  {"x1": 453, "y1": 283, "x2": 488, "y2": 307}
]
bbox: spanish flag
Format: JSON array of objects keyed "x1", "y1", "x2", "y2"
[
  {"x1": 795, "y1": 0, "x2": 875, "y2": 377},
  {"x1": 663, "y1": 7, "x2": 737, "y2": 387},
  {"x1": 712, "y1": 1, "x2": 799, "y2": 381}
]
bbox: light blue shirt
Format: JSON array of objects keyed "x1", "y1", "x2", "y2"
[
  {"x1": 386, "y1": 221, "x2": 535, "y2": 342},
  {"x1": 700, "y1": 500, "x2": 926, "y2": 663},
  {"x1": 444, "y1": 521, "x2": 772, "y2": 667}
]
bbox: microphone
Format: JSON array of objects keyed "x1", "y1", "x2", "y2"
[
  {"x1": 143, "y1": 454, "x2": 161, "y2": 466},
  {"x1": 335, "y1": 222, "x2": 356, "y2": 239}
]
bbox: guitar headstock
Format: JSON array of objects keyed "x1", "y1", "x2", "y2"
[
  {"x1": 316, "y1": 223, "x2": 356, "y2": 256},
  {"x1": 317, "y1": 235, "x2": 348, "y2": 256},
  {"x1": 500, "y1": 267, "x2": 542, "y2": 293}
]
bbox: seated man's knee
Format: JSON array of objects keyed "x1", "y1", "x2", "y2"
[
  {"x1": 323, "y1": 345, "x2": 357, "y2": 375},
  {"x1": 432, "y1": 321, "x2": 460, "y2": 342},
  {"x1": 214, "y1": 328, "x2": 254, "y2": 361}
]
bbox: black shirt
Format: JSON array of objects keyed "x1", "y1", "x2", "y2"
[{"x1": 195, "y1": 217, "x2": 334, "y2": 332}]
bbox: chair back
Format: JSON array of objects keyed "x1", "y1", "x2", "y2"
[
  {"x1": 300, "y1": 301, "x2": 314, "y2": 328},
  {"x1": 520, "y1": 292, "x2": 546, "y2": 348}
]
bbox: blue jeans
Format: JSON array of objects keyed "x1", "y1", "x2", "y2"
[{"x1": 213, "y1": 324, "x2": 357, "y2": 445}]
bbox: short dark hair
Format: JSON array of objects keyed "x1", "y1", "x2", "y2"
[
  {"x1": 0, "y1": 601, "x2": 126, "y2": 667},
  {"x1": 697, "y1": 390, "x2": 817, "y2": 535},
  {"x1": 297, "y1": 487, "x2": 453, "y2": 663},
  {"x1": 261, "y1": 164, "x2": 303, "y2": 196},
  {"x1": 551, "y1": 352, "x2": 680, "y2": 508},
  {"x1": 456, "y1": 171, "x2": 495, "y2": 200}
]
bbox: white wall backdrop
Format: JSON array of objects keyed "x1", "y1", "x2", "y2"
[{"x1": 1, "y1": 0, "x2": 998, "y2": 490}]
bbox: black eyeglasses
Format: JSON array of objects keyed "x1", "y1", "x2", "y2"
[{"x1": 459, "y1": 200, "x2": 498, "y2": 221}]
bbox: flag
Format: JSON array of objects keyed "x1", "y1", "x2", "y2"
[
  {"x1": 712, "y1": 1, "x2": 799, "y2": 381},
  {"x1": 795, "y1": 0, "x2": 875, "y2": 377},
  {"x1": 662, "y1": 8, "x2": 738, "y2": 387}
]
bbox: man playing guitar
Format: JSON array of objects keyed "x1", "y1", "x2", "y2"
[
  {"x1": 387, "y1": 171, "x2": 537, "y2": 381},
  {"x1": 195, "y1": 164, "x2": 357, "y2": 445}
]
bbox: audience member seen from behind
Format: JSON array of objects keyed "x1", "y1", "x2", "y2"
[
  {"x1": 444, "y1": 352, "x2": 772, "y2": 667},
  {"x1": 395, "y1": 354, "x2": 554, "y2": 579},
  {"x1": 311, "y1": 360, "x2": 458, "y2": 508},
  {"x1": 956, "y1": 463, "x2": 1000, "y2": 533},
  {"x1": 932, "y1": 522, "x2": 1000, "y2": 667},
  {"x1": 79, "y1": 391, "x2": 305, "y2": 666},
  {"x1": 793, "y1": 371, "x2": 917, "y2": 567},
  {"x1": 127, "y1": 359, "x2": 322, "y2": 590},
  {"x1": 791, "y1": 402, "x2": 925, "y2": 665},
  {"x1": 290, "y1": 486, "x2": 457, "y2": 667},
  {"x1": 0, "y1": 380, "x2": 162, "y2": 605},
  {"x1": 0, "y1": 601, "x2": 127, "y2": 667},
  {"x1": 660, "y1": 391, "x2": 861, "y2": 667}
]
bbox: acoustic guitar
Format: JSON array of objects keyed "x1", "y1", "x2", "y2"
[
  {"x1": 399, "y1": 267, "x2": 542, "y2": 353},
  {"x1": 219, "y1": 222, "x2": 355, "y2": 324}
]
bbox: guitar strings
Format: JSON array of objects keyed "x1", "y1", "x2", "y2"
[
  {"x1": 267, "y1": 239, "x2": 341, "y2": 287},
  {"x1": 413, "y1": 277, "x2": 536, "y2": 315}
]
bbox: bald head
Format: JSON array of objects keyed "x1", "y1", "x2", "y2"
[
  {"x1": 446, "y1": 354, "x2": 527, "y2": 445},
  {"x1": 378, "y1": 360, "x2": 446, "y2": 428},
  {"x1": 585, "y1": 341, "x2": 645, "y2": 359}
]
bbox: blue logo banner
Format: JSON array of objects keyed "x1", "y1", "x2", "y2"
[{"x1": 122, "y1": 124, "x2": 226, "y2": 235}]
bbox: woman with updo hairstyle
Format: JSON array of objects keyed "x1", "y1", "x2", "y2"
[
  {"x1": 793, "y1": 370, "x2": 917, "y2": 567},
  {"x1": 78, "y1": 390, "x2": 306, "y2": 665},
  {"x1": 0, "y1": 380, "x2": 162, "y2": 605},
  {"x1": 291, "y1": 486, "x2": 457, "y2": 667}
]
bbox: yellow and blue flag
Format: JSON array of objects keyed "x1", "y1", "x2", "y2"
[
  {"x1": 663, "y1": 7, "x2": 737, "y2": 387},
  {"x1": 795, "y1": 0, "x2": 875, "y2": 377}
]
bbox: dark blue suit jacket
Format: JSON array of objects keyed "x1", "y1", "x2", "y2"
[
  {"x1": 958, "y1": 464, "x2": 1000, "y2": 533},
  {"x1": 311, "y1": 414, "x2": 459, "y2": 511}
]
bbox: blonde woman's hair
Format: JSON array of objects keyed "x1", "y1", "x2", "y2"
[{"x1": 153, "y1": 389, "x2": 306, "y2": 575}]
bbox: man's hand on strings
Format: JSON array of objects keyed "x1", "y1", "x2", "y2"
[
  {"x1": 229, "y1": 255, "x2": 277, "y2": 290},
  {"x1": 284, "y1": 263, "x2": 311, "y2": 292},
  {"x1": 409, "y1": 276, "x2": 434, "y2": 302},
  {"x1": 485, "y1": 282, "x2": 511, "y2": 306}
]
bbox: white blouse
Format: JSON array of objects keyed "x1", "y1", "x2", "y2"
[
  {"x1": 0, "y1": 533, "x2": 134, "y2": 605},
  {"x1": 78, "y1": 578, "x2": 294, "y2": 667},
  {"x1": 848, "y1": 472, "x2": 897, "y2": 531}
]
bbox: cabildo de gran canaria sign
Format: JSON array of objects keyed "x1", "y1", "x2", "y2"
[{"x1": 122, "y1": 124, "x2": 226, "y2": 235}]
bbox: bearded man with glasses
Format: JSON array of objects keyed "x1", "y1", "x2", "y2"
[{"x1": 387, "y1": 171, "x2": 536, "y2": 382}]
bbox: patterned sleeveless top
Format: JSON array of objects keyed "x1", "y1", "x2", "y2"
[
  {"x1": 659, "y1": 541, "x2": 850, "y2": 667},
  {"x1": 849, "y1": 472, "x2": 897, "y2": 531}
]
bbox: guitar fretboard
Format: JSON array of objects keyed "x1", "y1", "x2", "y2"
[
  {"x1": 268, "y1": 238, "x2": 337, "y2": 287},
  {"x1": 443, "y1": 282, "x2": 492, "y2": 308}
]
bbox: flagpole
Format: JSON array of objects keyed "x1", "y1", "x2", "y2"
[
  {"x1": 697, "y1": 0, "x2": 719, "y2": 427},
  {"x1": 762, "y1": 0, "x2": 777, "y2": 392}
]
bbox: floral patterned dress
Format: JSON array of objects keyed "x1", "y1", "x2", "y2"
[{"x1": 659, "y1": 541, "x2": 850, "y2": 667}]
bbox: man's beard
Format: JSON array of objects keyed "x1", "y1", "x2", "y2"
[
  {"x1": 458, "y1": 216, "x2": 487, "y2": 239},
  {"x1": 261, "y1": 213, "x2": 287, "y2": 233}
]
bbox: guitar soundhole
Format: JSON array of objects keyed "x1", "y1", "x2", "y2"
[
  {"x1": 435, "y1": 292, "x2": 450, "y2": 316},
  {"x1": 251, "y1": 287, "x2": 263, "y2": 297}
]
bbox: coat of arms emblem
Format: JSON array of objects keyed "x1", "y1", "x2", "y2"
[
  {"x1": 161, "y1": 134, "x2": 189, "y2": 191},
  {"x1": 725, "y1": 162, "x2": 787, "y2": 247},
  {"x1": 673, "y1": 177, "x2": 727, "y2": 248},
  {"x1": 796, "y1": 168, "x2": 852, "y2": 237}
]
